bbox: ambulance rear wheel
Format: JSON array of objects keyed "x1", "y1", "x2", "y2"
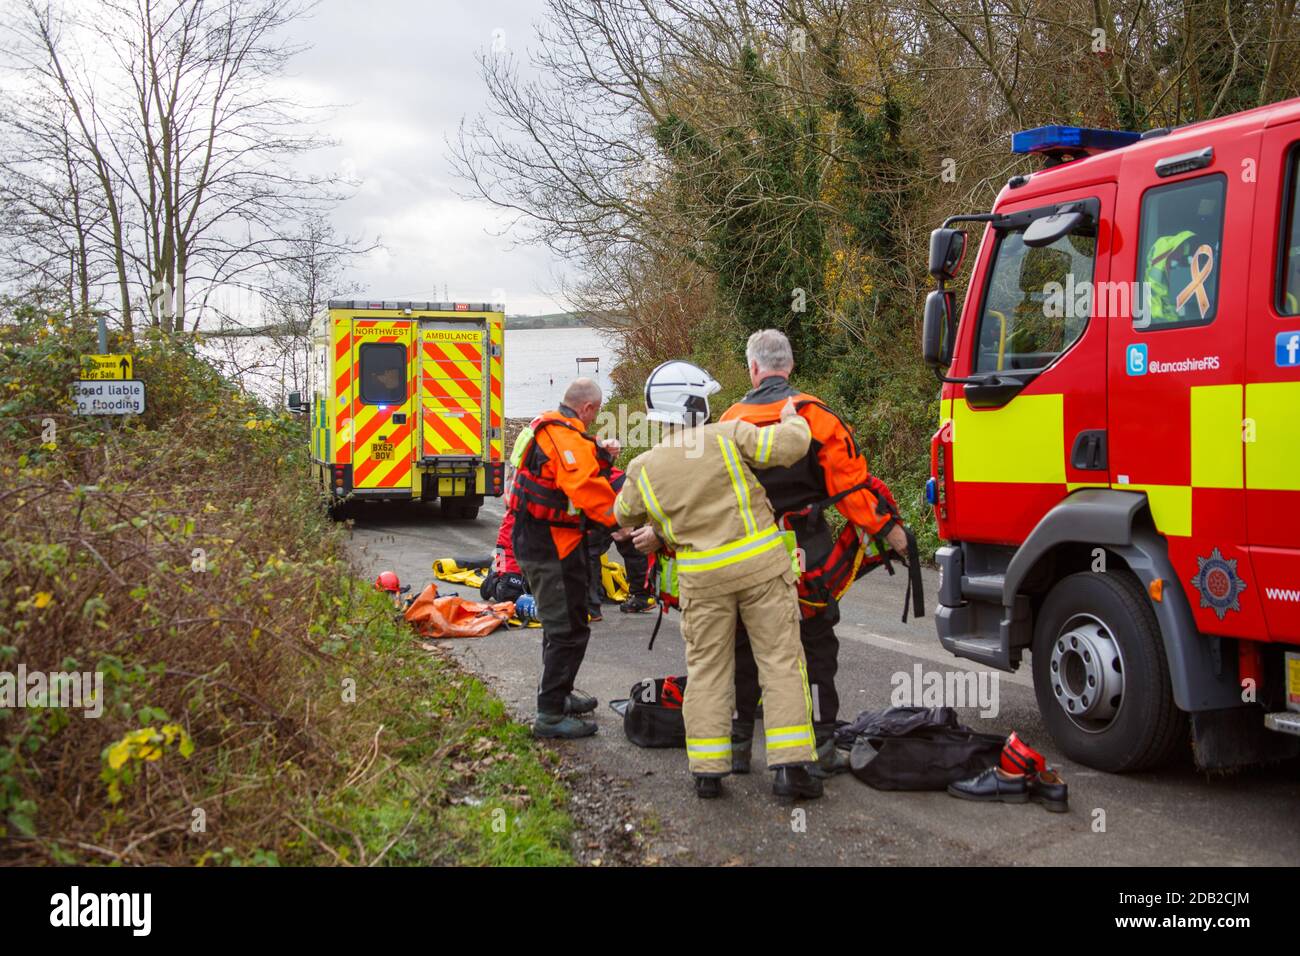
[{"x1": 1032, "y1": 570, "x2": 1186, "y2": 773}]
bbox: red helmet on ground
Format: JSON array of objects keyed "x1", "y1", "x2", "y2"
[
  {"x1": 1001, "y1": 731, "x2": 1047, "y2": 775},
  {"x1": 375, "y1": 571, "x2": 401, "y2": 593}
]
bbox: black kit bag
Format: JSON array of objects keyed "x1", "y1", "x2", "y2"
[
  {"x1": 843, "y1": 706, "x2": 1005, "y2": 791},
  {"x1": 609, "y1": 676, "x2": 687, "y2": 748}
]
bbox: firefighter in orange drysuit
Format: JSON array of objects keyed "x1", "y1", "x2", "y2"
[{"x1": 508, "y1": 378, "x2": 627, "y2": 738}]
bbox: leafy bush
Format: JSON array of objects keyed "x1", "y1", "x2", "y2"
[{"x1": 0, "y1": 300, "x2": 573, "y2": 865}]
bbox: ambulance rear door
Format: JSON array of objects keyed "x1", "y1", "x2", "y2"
[
  {"x1": 419, "y1": 320, "x2": 489, "y2": 461},
  {"x1": 349, "y1": 317, "x2": 418, "y2": 492}
]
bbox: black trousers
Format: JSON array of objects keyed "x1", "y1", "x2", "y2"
[
  {"x1": 586, "y1": 527, "x2": 651, "y2": 612},
  {"x1": 515, "y1": 518, "x2": 592, "y2": 715},
  {"x1": 735, "y1": 599, "x2": 840, "y2": 737}
]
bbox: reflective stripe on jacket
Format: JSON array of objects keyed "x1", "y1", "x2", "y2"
[{"x1": 615, "y1": 416, "x2": 811, "y2": 598}]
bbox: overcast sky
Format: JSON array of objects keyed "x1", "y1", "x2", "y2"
[{"x1": 289, "y1": 0, "x2": 567, "y2": 315}]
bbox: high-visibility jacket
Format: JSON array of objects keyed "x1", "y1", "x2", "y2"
[
  {"x1": 508, "y1": 408, "x2": 619, "y2": 558},
  {"x1": 720, "y1": 377, "x2": 895, "y2": 550},
  {"x1": 1143, "y1": 229, "x2": 1197, "y2": 324},
  {"x1": 615, "y1": 416, "x2": 811, "y2": 599}
]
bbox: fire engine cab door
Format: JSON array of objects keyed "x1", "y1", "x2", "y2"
[
  {"x1": 1108, "y1": 130, "x2": 1264, "y2": 640},
  {"x1": 949, "y1": 184, "x2": 1113, "y2": 545},
  {"x1": 1244, "y1": 122, "x2": 1300, "y2": 641},
  {"x1": 419, "y1": 321, "x2": 488, "y2": 461},
  {"x1": 350, "y1": 318, "x2": 418, "y2": 491}
]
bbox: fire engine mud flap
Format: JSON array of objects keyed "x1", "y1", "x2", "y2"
[
  {"x1": 1190, "y1": 708, "x2": 1300, "y2": 770},
  {"x1": 1005, "y1": 488, "x2": 1243, "y2": 714}
]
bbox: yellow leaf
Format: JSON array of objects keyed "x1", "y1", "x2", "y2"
[
  {"x1": 107, "y1": 741, "x2": 132, "y2": 771},
  {"x1": 33, "y1": 592, "x2": 52, "y2": 609}
]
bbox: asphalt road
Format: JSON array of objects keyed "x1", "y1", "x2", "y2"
[{"x1": 346, "y1": 496, "x2": 1300, "y2": 866}]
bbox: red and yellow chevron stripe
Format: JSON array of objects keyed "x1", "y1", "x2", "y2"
[
  {"x1": 488, "y1": 315, "x2": 504, "y2": 461},
  {"x1": 350, "y1": 320, "x2": 417, "y2": 490},
  {"x1": 421, "y1": 330, "x2": 486, "y2": 457}
]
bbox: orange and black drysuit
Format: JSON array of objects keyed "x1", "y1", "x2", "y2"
[
  {"x1": 508, "y1": 405, "x2": 619, "y2": 715},
  {"x1": 719, "y1": 376, "x2": 897, "y2": 739}
]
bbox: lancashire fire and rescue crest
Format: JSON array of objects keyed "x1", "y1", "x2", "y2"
[{"x1": 1190, "y1": 547, "x2": 1247, "y2": 620}]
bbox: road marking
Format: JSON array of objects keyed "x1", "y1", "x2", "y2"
[{"x1": 840, "y1": 624, "x2": 1035, "y2": 689}]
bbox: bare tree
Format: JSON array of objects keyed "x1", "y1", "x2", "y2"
[{"x1": 0, "y1": 0, "x2": 364, "y2": 336}]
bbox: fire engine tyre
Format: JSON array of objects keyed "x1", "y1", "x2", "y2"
[{"x1": 1032, "y1": 570, "x2": 1187, "y2": 773}]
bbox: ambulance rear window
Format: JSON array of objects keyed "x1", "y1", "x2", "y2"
[
  {"x1": 359, "y1": 343, "x2": 407, "y2": 405},
  {"x1": 1135, "y1": 175, "x2": 1225, "y2": 330}
]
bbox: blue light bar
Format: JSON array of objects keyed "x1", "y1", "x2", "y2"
[{"x1": 1011, "y1": 125, "x2": 1140, "y2": 156}]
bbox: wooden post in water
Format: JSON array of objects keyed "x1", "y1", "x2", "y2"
[{"x1": 576, "y1": 356, "x2": 599, "y2": 376}]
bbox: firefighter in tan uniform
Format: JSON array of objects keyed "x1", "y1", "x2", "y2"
[{"x1": 614, "y1": 360, "x2": 824, "y2": 801}]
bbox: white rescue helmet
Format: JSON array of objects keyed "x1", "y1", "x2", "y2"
[{"x1": 644, "y1": 360, "x2": 721, "y2": 426}]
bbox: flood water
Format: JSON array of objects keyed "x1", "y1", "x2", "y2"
[{"x1": 503, "y1": 326, "x2": 619, "y2": 418}]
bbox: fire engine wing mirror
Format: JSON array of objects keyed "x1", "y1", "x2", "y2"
[
  {"x1": 928, "y1": 228, "x2": 967, "y2": 281},
  {"x1": 1022, "y1": 210, "x2": 1084, "y2": 248},
  {"x1": 922, "y1": 290, "x2": 956, "y2": 368},
  {"x1": 287, "y1": 391, "x2": 306, "y2": 413}
]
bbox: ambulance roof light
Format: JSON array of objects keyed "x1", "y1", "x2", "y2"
[{"x1": 1011, "y1": 125, "x2": 1141, "y2": 156}]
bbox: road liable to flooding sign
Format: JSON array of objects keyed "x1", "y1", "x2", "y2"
[{"x1": 72, "y1": 379, "x2": 146, "y2": 415}]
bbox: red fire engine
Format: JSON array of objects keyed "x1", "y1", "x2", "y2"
[{"x1": 923, "y1": 100, "x2": 1300, "y2": 772}]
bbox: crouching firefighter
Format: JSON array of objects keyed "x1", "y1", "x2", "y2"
[
  {"x1": 510, "y1": 378, "x2": 627, "y2": 739},
  {"x1": 614, "y1": 360, "x2": 823, "y2": 802},
  {"x1": 722, "y1": 330, "x2": 914, "y2": 777}
]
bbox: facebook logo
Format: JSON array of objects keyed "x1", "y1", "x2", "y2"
[
  {"x1": 1126, "y1": 343, "x2": 1148, "y2": 376},
  {"x1": 1277, "y1": 332, "x2": 1300, "y2": 368}
]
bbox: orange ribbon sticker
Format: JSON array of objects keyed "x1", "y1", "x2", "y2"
[{"x1": 1175, "y1": 244, "x2": 1215, "y2": 318}]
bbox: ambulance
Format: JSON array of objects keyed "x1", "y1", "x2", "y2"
[
  {"x1": 922, "y1": 99, "x2": 1300, "y2": 772},
  {"x1": 300, "y1": 300, "x2": 506, "y2": 519}
]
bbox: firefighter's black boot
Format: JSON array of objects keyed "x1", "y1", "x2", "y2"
[
  {"x1": 533, "y1": 713, "x2": 597, "y2": 739},
  {"x1": 693, "y1": 774, "x2": 724, "y2": 799},
  {"x1": 808, "y1": 724, "x2": 850, "y2": 778},
  {"x1": 564, "y1": 689, "x2": 597, "y2": 715},
  {"x1": 772, "y1": 765, "x2": 823, "y2": 801},
  {"x1": 731, "y1": 719, "x2": 754, "y2": 774}
]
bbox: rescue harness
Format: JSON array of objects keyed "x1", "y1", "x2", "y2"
[
  {"x1": 507, "y1": 414, "x2": 602, "y2": 528},
  {"x1": 643, "y1": 399, "x2": 925, "y2": 649}
]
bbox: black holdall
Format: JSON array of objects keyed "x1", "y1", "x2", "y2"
[
  {"x1": 838, "y1": 706, "x2": 1006, "y2": 791},
  {"x1": 609, "y1": 676, "x2": 687, "y2": 748}
]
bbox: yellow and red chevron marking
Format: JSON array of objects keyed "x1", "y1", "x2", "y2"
[
  {"x1": 488, "y1": 318, "x2": 504, "y2": 461},
  {"x1": 350, "y1": 322, "x2": 416, "y2": 489},
  {"x1": 332, "y1": 319, "x2": 353, "y2": 464},
  {"x1": 353, "y1": 417, "x2": 415, "y2": 488},
  {"x1": 421, "y1": 377, "x2": 483, "y2": 455},
  {"x1": 421, "y1": 336, "x2": 486, "y2": 457},
  {"x1": 423, "y1": 341, "x2": 482, "y2": 393}
]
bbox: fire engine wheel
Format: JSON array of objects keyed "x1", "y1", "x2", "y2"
[{"x1": 1032, "y1": 570, "x2": 1186, "y2": 773}]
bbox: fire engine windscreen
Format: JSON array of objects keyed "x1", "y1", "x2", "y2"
[
  {"x1": 359, "y1": 342, "x2": 407, "y2": 405},
  {"x1": 974, "y1": 219, "x2": 1097, "y2": 373}
]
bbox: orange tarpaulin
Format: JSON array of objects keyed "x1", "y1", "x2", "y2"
[{"x1": 403, "y1": 583, "x2": 515, "y2": 639}]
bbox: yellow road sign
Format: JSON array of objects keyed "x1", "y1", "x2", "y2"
[{"x1": 80, "y1": 354, "x2": 133, "y2": 380}]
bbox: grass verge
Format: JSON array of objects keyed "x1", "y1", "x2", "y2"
[{"x1": 0, "y1": 302, "x2": 574, "y2": 866}]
